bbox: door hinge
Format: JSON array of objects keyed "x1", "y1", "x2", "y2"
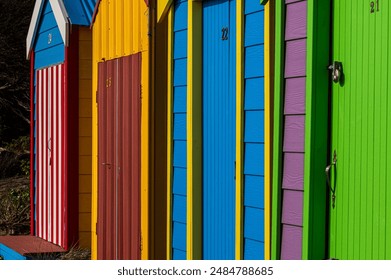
[
  {"x1": 96, "y1": 91, "x2": 98, "y2": 103},
  {"x1": 140, "y1": 232, "x2": 143, "y2": 252},
  {"x1": 96, "y1": 222, "x2": 98, "y2": 235},
  {"x1": 234, "y1": 160, "x2": 236, "y2": 180}
]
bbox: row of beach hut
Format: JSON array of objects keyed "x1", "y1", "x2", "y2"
[{"x1": 1, "y1": 0, "x2": 390, "y2": 260}]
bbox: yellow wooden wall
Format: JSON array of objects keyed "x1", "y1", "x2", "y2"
[
  {"x1": 91, "y1": 0, "x2": 150, "y2": 259},
  {"x1": 79, "y1": 27, "x2": 92, "y2": 249}
]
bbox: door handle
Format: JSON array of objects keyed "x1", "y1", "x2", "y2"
[
  {"x1": 328, "y1": 61, "x2": 343, "y2": 83},
  {"x1": 102, "y1": 162, "x2": 112, "y2": 169},
  {"x1": 325, "y1": 150, "x2": 337, "y2": 208}
]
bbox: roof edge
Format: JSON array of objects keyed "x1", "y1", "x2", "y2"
[
  {"x1": 157, "y1": 0, "x2": 173, "y2": 23},
  {"x1": 50, "y1": 0, "x2": 70, "y2": 46},
  {"x1": 26, "y1": 0, "x2": 44, "y2": 59},
  {"x1": 90, "y1": 0, "x2": 101, "y2": 26}
]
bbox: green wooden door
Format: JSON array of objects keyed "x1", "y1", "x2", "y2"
[{"x1": 329, "y1": 0, "x2": 391, "y2": 259}]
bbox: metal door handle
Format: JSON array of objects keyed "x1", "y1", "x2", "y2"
[
  {"x1": 326, "y1": 150, "x2": 337, "y2": 208},
  {"x1": 325, "y1": 164, "x2": 334, "y2": 189},
  {"x1": 325, "y1": 150, "x2": 337, "y2": 190},
  {"x1": 102, "y1": 162, "x2": 112, "y2": 169}
]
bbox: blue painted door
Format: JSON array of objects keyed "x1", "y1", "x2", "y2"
[{"x1": 202, "y1": 0, "x2": 236, "y2": 260}]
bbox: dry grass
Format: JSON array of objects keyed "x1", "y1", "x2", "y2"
[
  {"x1": 28, "y1": 246, "x2": 91, "y2": 260},
  {"x1": 0, "y1": 177, "x2": 30, "y2": 236},
  {"x1": 0, "y1": 177, "x2": 91, "y2": 260}
]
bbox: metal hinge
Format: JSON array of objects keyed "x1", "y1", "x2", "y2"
[
  {"x1": 96, "y1": 222, "x2": 98, "y2": 235},
  {"x1": 96, "y1": 92, "x2": 98, "y2": 103},
  {"x1": 140, "y1": 232, "x2": 143, "y2": 252}
]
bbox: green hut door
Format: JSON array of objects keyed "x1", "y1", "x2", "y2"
[{"x1": 329, "y1": 0, "x2": 391, "y2": 259}]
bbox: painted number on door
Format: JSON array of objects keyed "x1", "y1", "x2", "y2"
[
  {"x1": 221, "y1": 27, "x2": 228, "y2": 40},
  {"x1": 106, "y1": 77, "x2": 112, "y2": 88},
  {"x1": 370, "y1": 0, "x2": 380, "y2": 13}
]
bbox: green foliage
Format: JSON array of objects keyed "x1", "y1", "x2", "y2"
[
  {"x1": 0, "y1": 186, "x2": 30, "y2": 235},
  {"x1": 5, "y1": 136, "x2": 29, "y2": 155},
  {"x1": 0, "y1": 136, "x2": 30, "y2": 178},
  {"x1": 20, "y1": 159, "x2": 30, "y2": 176}
]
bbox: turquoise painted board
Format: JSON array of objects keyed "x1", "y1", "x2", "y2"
[
  {"x1": 171, "y1": 0, "x2": 188, "y2": 260},
  {"x1": 202, "y1": 0, "x2": 236, "y2": 260},
  {"x1": 33, "y1": 0, "x2": 65, "y2": 70},
  {"x1": 0, "y1": 244, "x2": 27, "y2": 260},
  {"x1": 243, "y1": 0, "x2": 265, "y2": 260}
]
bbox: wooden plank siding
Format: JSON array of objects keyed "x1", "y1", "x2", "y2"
[
  {"x1": 78, "y1": 27, "x2": 92, "y2": 248},
  {"x1": 243, "y1": 0, "x2": 265, "y2": 260},
  {"x1": 33, "y1": 1, "x2": 65, "y2": 70},
  {"x1": 171, "y1": 0, "x2": 188, "y2": 260},
  {"x1": 280, "y1": 0, "x2": 307, "y2": 260}
]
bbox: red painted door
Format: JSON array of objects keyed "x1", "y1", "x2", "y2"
[
  {"x1": 98, "y1": 54, "x2": 141, "y2": 260},
  {"x1": 36, "y1": 64, "x2": 67, "y2": 248}
]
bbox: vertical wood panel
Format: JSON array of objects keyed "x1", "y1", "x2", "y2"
[
  {"x1": 329, "y1": 0, "x2": 391, "y2": 260},
  {"x1": 35, "y1": 64, "x2": 67, "y2": 249},
  {"x1": 97, "y1": 54, "x2": 141, "y2": 260},
  {"x1": 203, "y1": 0, "x2": 236, "y2": 260}
]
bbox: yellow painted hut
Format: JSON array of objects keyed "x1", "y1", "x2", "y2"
[{"x1": 91, "y1": 0, "x2": 168, "y2": 260}]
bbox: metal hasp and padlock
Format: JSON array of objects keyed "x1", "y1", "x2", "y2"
[{"x1": 328, "y1": 61, "x2": 343, "y2": 83}]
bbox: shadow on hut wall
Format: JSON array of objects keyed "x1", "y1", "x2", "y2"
[{"x1": 151, "y1": 3, "x2": 168, "y2": 260}]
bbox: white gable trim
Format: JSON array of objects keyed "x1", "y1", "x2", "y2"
[
  {"x1": 26, "y1": 0, "x2": 70, "y2": 59},
  {"x1": 51, "y1": 0, "x2": 69, "y2": 46},
  {"x1": 26, "y1": 0, "x2": 43, "y2": 59}
]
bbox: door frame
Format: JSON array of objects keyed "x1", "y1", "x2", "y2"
[{"x1": 271, "y1": 0, "x2": 332, "y2": 260}]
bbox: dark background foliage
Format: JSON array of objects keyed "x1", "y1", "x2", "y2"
[
  {"x1": 0, "y1": 0, "x2": 34, "y2": 237},
  {"x1": 0, "y1": 0, "x2": 35, "y2": 146}
]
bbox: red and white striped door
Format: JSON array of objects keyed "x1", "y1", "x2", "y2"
[{"x1": 36, "y1": 64, "x2": 66, "y2": 248}]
